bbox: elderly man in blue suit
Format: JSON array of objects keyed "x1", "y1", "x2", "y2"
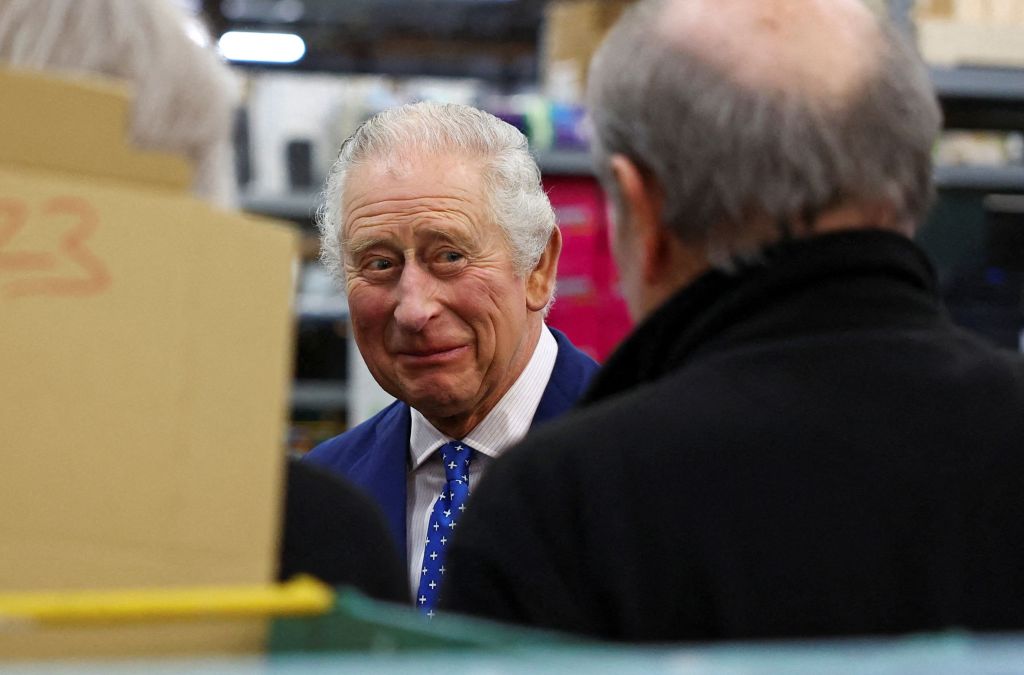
[{"x1": 305, "y1": 102, "x2": 599, "y2": 613}]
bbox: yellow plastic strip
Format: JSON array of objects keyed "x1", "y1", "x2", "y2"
[{"x1": 0, "y1": 575, "x2": 333, "y2": 625}]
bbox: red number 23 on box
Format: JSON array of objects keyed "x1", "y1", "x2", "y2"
[{"x1": 0, "y1": 196, "x2": 111, "y2": 300}]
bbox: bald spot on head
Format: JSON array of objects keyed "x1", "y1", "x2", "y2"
[{"x1": 657, "y1": 0, "x2": 883, "y2": 104}]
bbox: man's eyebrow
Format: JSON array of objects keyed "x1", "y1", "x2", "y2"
[
  {"x1": 417, "y1": 227, "x2": 476, "y2": 250},
  {"x1": 345, "y1": 236, "x2": 392, "y2": 258},
  {"x1": 345, "y1": 226, "x2": 479, "y2": 259}
]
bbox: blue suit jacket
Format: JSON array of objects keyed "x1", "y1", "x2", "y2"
[{"x1": 305, "y1": 328, "x2": 599, "y2": 555}]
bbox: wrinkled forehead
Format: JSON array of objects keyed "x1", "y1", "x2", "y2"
[
  {"x1": 656, "y1": 0, "x2": 881, "y2": 103},
  {"x1": 342, "y1": 151, "x2": 489, "y2": 207},
  {"x1": 339, "y1": 151, "x2": 498, "y2": 241}
]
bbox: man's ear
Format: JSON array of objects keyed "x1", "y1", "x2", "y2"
[
  {"x1": 609, "y1": 154, "x2": 673, "y2": 286},
  {"x1": 526, "y1": 226, "x2": 562, "y2": 312}
]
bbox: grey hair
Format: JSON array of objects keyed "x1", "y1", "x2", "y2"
[
  {"x1": 587, "y1": 0, "x2": 942, "y2": 268},
  {"x1": 317, "y1": 101, "x2": 556, "y2": 283},
  {"x1": 0, "y1": 0, "x2": 240, "y2": 208}
]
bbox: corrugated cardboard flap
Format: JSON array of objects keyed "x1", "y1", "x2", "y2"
[{"x1": 0, "y1": 67, "x2": 192, "y2": 191}]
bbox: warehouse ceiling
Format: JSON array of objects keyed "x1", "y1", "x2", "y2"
[{"x1": 201, "y1": 0, "x2": 548, "y2": 85}]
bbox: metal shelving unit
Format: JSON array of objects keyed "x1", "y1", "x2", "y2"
[
  {"x1": 930, "y1": 67, "x2": 1024, "y2": 192},
  {"x1": 238, "y1": 67, "x2": 1024, "y2": 221},
  {"x1": 239, "y1": 151, "x2": 600, "y2": 220},
  {"x1": 930, "y1": 66, "x2": 1024, "y2": 131},
  {"x1": 241, "y1": 163, "x2": 1024, "y2": 221},
  {"x1": 534, "y1": 149, "x2": 595, "y2": 176},
  {"x1": 291, "y1": 381, "x2": 348, "y2": 411},
  {"x1": 934, "y1": 165, "x2": 1024, "y2": 192},
  {"x1": 931, "y1": 66, "x2": 1024, "y2": 104},
  {"x1": 295, "y1": 294, "x2": 348, "y2": 322},
  {"x1": 240, "y1": 190, "x2": 320, "y2": 222}
]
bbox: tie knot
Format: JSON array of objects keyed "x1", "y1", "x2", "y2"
[{"x1": 440, "y1": 441, "x2": 472, "y2": 483}]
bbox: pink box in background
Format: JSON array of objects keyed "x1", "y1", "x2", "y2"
[{"x1": 544, "y1": 175, "x2": 632, "y2": 362}]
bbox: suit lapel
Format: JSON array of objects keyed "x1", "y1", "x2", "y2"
[
  {"x1": 532, "y1": 328, "x2": 599, "y2": 427},
  {"x1": 346, "y1": 403, "x2": 411, "y2": 558}
]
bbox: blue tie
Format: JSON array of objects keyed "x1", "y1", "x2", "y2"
[{"x1": 416, "y1": 440, "x2": 473, "y2": 615}]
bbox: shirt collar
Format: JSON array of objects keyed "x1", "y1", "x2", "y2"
[{"x1": 409, "y1": 325, "x2": 559, "y2": 469}]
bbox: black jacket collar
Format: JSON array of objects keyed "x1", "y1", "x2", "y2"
[{"x1": 582, "y1": 230, "x2": 942, "y2": 405}]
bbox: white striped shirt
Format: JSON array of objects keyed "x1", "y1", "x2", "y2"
[{"x1": 405, "y1": 325, "x2": 558, "y2": 595}]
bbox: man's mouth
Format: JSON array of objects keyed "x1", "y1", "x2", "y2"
[{"x1": 395, "y1": 345, "x2": 468, "y2": 365}]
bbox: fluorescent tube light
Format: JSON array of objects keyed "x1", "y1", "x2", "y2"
[{"x1": 218, "y1": 31, "x2": 306, "y2": 64}]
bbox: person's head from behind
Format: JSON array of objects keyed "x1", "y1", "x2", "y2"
[
  {"x1": 587, "y1": 0, "x2": 942, "y2": 320},
  {"x1": 318, "y1": 102, "x2": 560, "y2": 439},
  {"x1": 0, "y1": 0, "x2": 238, "y2": 207}
]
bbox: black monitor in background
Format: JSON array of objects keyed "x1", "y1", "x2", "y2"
[
  {"x1": 943, "y1": 195, "x2": 1024, "y2": 353},
  {"x1": 233, "y1": 108, "x2": 252, "y2": 187},
  {"x1": 987, "y1": 195, "x2": 1024, "y2": 272},
  {"x1": 286, "y1": 139, "x2": 315, "y2": 190}
]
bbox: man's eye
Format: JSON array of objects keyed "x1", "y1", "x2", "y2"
[
  {"x1": 439, "y1": 251, "x2": 464, "y2": 264},
  {"x1": 366, "y1": 258, "x2": 393, "y2": 271}
]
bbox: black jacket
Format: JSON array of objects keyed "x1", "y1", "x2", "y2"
[
  {"x1": 279, "y1": 459, "x2": 408, "y2": 603},
  {"x1": 442, "y1": 230, "x2": 1024, "y2": 641}
]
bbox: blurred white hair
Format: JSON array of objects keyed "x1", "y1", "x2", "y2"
[{"x1": 0, "y1": 0, "x2": 240, "y2": 207}]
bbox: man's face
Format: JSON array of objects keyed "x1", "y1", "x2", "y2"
[{"x1": 341, "y1": 153, "x2": 543, "y2": 436}]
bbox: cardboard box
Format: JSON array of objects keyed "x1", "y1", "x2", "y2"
[
  {"x1": 541, "y1": 0, "x2": 634, "y2": 102},
  {"x1": 918, "y1": 19, "x2": 1024, "y2": 67},
  {"x1": 0, "y1": 68, "x2": 297, "y2": 659},
  {"x1": 916, "y1": 0, "x2": 957, "y2": 20},
  {"x1": 918, "y1": 0, "x2": 1024, "y2": 22},
  {"x1": 916, "y1": 0, "x2": 1024, "y2": 66}
]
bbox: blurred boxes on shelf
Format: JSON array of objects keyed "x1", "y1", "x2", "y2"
[
  {"x1": 918, "y1": 0, "x2": 1024, "y2": 22},
  {"x1": 544, "y1": 176, "x2": 631, "y2": 361},
  {"x1": 541, "y1": 0, "x2": 634, "y2": 104},
  {"x1": 936, "y1": 131, "x2": 1024, "y2": 167},
  {"x1": 916, "y1": 0, "x2": 1024, "y2": 67}
]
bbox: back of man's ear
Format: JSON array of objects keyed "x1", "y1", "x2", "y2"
[{"x1": 526, "y1": 227, "x2": 562, "y2": 312}]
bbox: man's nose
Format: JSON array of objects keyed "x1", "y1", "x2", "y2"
[{"x1": 393, "y1": 261, "x2": 440, "y2": 332}]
